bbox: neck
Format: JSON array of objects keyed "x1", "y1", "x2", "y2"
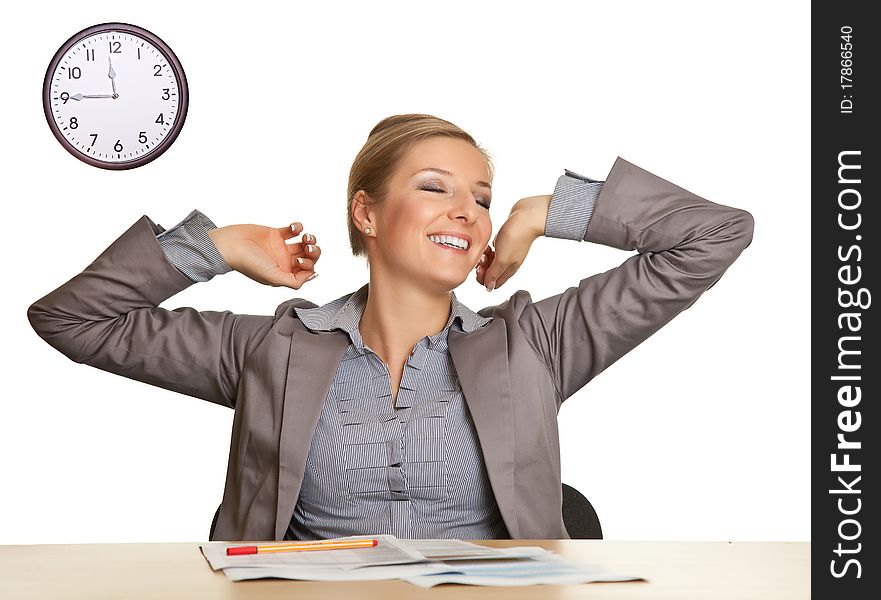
[{"x1": 358, "y1": 275, "x2": 452, "y2": 363}]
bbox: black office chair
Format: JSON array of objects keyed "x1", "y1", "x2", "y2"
[
  {"x1": 562, "y1": 483, "x2": 603, "y2": 539},
  {"x1": 210, "y1": 505, "x2": 220, "y2": 540}
]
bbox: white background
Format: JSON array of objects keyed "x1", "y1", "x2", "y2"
[{"x1": 1, "y1": 0, "x2": 809, "y2": 544}]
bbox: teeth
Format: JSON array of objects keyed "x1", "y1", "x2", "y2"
[{"x1": 428, "y1": 234, "x2": 469, "y2": 250}]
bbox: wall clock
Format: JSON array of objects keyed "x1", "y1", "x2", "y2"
[{"x1": 42, "y1": 23, "x2": 189, "y2": 170}]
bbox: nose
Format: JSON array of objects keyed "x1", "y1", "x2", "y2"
[{"x1": 448, "y1": 192, "x2": 482, "y2": 223}]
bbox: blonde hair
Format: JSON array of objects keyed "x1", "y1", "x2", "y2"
[{"x1": 346, "y1": 114, "x2": 494, "y2": 258}]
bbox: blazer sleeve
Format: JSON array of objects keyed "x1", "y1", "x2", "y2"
[
  {"x1": 26, "y1": 215, "x2": 276, "y2": 409},
  {"x1": 517, "y1": 156, "x2": 755, "y2": 404}
]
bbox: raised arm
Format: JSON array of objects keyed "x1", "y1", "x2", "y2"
[
  {"x1": 26, "y1": 211, "x2": 320, "y2": 409},
  {"x1": 483, "y1": 157, "x2": 755, "y2": 405}
]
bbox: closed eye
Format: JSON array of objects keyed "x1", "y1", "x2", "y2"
[{"x1": 421, "y1": 185, "x2": 491, "y2": 209}]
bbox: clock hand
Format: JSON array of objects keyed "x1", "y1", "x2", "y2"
[
  {"x1": 71, "y1": 93, "x2": 114, "y2": 100},
  {"x1": 108, "y1": 57, "x2": 118, "y2": 99}
]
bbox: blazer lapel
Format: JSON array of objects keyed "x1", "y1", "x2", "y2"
[
  {"x1": 275, "y1": 328, "x2": 350, "y2": 539},
  {"x1": 449, "y1": 319, "x2": 519, "y2": 538}
]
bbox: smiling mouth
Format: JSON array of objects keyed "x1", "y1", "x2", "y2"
[{"x1": 427, "y1": 238, "x2": 469, "y2": 254}]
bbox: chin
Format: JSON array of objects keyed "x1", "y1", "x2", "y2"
[{"x1": 424, "y1": 272, "x2": 469, "y2": 294}]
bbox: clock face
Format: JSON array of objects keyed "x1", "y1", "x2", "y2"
[{"x1": 43, "y1": 23, "x2": 189, "y2": 170}]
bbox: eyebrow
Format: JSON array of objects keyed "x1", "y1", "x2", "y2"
[{"x1": 411, "y1": 168, "x2": 492, "y2": 190}]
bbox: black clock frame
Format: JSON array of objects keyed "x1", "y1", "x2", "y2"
[{"x1": 42, "y1": 22, "x2": 189, "y2": 170}]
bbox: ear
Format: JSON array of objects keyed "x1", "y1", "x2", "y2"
[{"x1": 352, "y1": 190, "x2": 378, "y2": 235}]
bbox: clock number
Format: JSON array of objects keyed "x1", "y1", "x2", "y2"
[
  {"x1": 139, "y1": 131, "x2": 148, "y2": 144},
  {"x1": 85, "y1": 49, "x2": 95, "y2": 61},
  {"x1": 89, "y1": 134, "x2": 98, "y2": 147},
  {"x1": 69, "y1": 117, "x2": 78, "y2": 129},
  {"x1": 109, "y1": 41, "x2": 122, "y2": 54},
  {"x1": 60, "y1": 92, "x2": 70, "y2": 104},
  {"x1": 162, "y1": 88, "x2": 170, "y2": 100},
  {"x1": 114, "y1": 140, "x2": 124, "y2": 152},
  {"x1": 68, "y1": 67, "x2": 81, "y2": 79},
  {"x1": 156, "y1": 113, "x2": 165, "y2": 125},
  {"x1": 153, "y1": 64, "x2": 163, "y2": 76}
]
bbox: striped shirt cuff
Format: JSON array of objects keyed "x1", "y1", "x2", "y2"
[
  {"x1": 544, "y1": 169, "x2": 604, "y2": 241},
  {"x1": 156, "y1": 209, "x2": 233, "y2": 282}
]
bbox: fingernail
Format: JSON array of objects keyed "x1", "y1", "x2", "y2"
[
  {"x1": 485, "y1": 280, "x2": 495, "y2": 292},
  {"x1": 307, "y1": 245, "x2": 315, "y2": 252},
  {"x1": 297, "y1": 257, "x2": 305, "y2": 265},
  {"x1": 480, "y1": 255, "x2": 486, "y2": 263},
  {"x1": 306, "y1": 273, "x2": 318, "y2": 281}
]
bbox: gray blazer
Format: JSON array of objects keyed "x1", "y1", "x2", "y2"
[{"x1": 28, "y1": 157, "x2": 754, "y2": 540}]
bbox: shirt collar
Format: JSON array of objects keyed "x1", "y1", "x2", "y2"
[{"x1": 293, "y1": 283, "x2": 492, "y2": 348}]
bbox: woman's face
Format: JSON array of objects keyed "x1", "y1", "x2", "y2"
[{"x1": 361, "y1": 136, "x2": 493, "y2": 293}]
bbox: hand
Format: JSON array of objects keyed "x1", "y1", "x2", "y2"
[
  {"x1": 476, "y1": 195, "x2": 550, "y2": 291},
  {"x1": 108, "y1": 57, "x2": 118, "y2": 98},
  {"x1": 71, "y1": 93, "x2": 114, "y2": 100},
  {"x1": 208, "y1": 222, "x2": 321, "y2": 289}
]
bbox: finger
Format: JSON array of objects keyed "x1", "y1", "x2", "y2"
[
  {"x1": 477, "y1": 246, "x2": 493, "y2": 270},
  {"x1": 484, "y1": 262, "x2": 515, "y2": 292},
  {"x1": 286, "y1": 234, "x2": 317, "y2": 257},
  {"x1": 280, "y1": 222, "x2": 303, "y2": 240},
  {"x1": 476, "y1": 265, "x2": 489, "y2": 287},
  {"x1": 291, "y1": 268, "x2": 318, "y2": 289},
  {"x1": 271, "y1": 268, "x2": 317, "y2": 290},
  {"x1": 487, "y1": 260, "x2": 518, "y2": 290},
  {"x1": 304, "y1": 243, "x2": 321, "y2": 262},
  {"x1": 293, "y1": 256, "x2": 316, "y2": 271},
  {"x1": 287, "y1": 233, "x2": 317, "y2": 256},
  {"x1": 478, "y1": 247, "x2": 496, "y2": 287},
  {"x1": 483, "y1": 258, "x2": 503, "y2": 287},
  {"x1": 493, "y1": 261, "x2": 520, "y2": 289},
  {"x1": 286, "y1": 240, "x2": 306, "y2": 257}
]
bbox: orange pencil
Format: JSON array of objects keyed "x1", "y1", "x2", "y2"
[{"x1": 226, "y1": 538, "x2": 379, "y2": 556}]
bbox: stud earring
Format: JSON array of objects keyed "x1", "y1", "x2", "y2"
[{"x1": 365, "y1": 228, "x2": 371, "y2": 234}]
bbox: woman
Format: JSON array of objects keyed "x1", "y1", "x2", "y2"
[{"x1": 28, "y1": 114, "x2": 754, "y2": 541}]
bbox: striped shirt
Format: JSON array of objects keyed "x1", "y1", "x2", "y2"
[
  {"x1": 155, "y1": 168, "x2": 603, "y2": 538},
  {"x1": 283, "y1": 283, "x2": 510, "y2": 539}
]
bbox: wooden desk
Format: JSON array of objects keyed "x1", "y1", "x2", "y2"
[{"x1": 0, "y1": 540, "x2": 809, "y2": 599}]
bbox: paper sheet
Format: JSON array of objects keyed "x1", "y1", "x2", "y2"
[
  {"x1": 398, "y1": 539, "x2": 549, "y2": 561},
  {"x1": 220, "y1": 562, "x2": 452, "y2": 582},
  {"x1": 403, "y1": 553, "x2": 645, "y2": 588},
  {"x1": 199, "y1": 536, "x2": 645, "y2": 587}
]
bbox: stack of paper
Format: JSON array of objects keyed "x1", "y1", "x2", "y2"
[{"x1": 199, "y1": 535, "x2": 643, "y2": 587}]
